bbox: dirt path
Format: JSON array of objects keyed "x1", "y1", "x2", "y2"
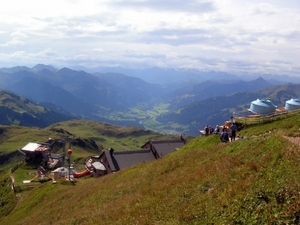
[{"x1": 283, "y1": 136, "x2": 300, "y2": 145}]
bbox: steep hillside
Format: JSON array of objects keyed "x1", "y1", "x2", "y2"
[
  {"x1": 0, "y1": 90, "x2": 73, "y2": 127},
  {"x1": 94, "y1": 72, "x2": 165, "y2": 103},
  {"x1": 6, "y1": 76, "x2": 98, "y2": 117},
  {"x1": 1, "y1": 111, "x2": 300, "y2": 224}
]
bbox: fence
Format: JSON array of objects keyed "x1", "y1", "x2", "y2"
[
  {"x1": 10, "y1": 160, "x2": 87, "y2": 193},
  {"x1": 234, "y1": 108, "x2": 292, "y2": 127},
  {"x1": 10, "y1": 161, "x2": 24, "y2": 193}
]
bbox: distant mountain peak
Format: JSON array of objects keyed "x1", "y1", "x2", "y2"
[
  {"x1": 0, "y1": 66, "x2": 31, "y2": 73},
  {"x1": 32, "y1": 64, "x2": 58, "y2": 72},
  {"x1": 248, "y1": 77, "x2": 270, "y2": 86},
  {"x1": 255, "y1": 77, "x2": 266, "y2": 81}
]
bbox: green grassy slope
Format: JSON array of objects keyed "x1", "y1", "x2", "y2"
[
  {"x1": 0, "y1": 172, "x2": 18, "y2": 218},
  {"x1": 0, "y1": 89, "x2": 74, "y2": 127},
  {"x1": 1, "y1": 113, "x2": 300, "y2": 224},
  {"x1": 0, "y1": 120, "x2": 186, "y2": 169},
  {"x1": 47, "y1": 119, "x2": 189, "y2": 150},
  {"x1": 0, "y1": 120, "x2": 186, "y2": 223}
]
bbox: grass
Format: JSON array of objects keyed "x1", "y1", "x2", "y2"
[
  {"x1": 90, "y1": 102, "x2": 195, "y2": 136},
  {"x1": 11, "y1": 163, "x2": 45, "y2": 186},
  {"x1": 47, "y1": 119, "x2": 188, "y2": 150},
  {"x1": 1, "y1": 112, "x2": 300, "y2": 224},
  {"x1": 0, "y1": 119, "x2": 189, "y2": 187},
  {"x1": 0, "y1": 172, "x2": 18, "y2": 218},
  {"x1": 125, "y1": 103, "x2": 177, "y2": 133}
]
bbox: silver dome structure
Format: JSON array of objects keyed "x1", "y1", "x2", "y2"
[
  {"x1": 285, "y1": 98, "x2": 300, "y2": 111},
  {"x1": 249, "y1": 99, "x2": 277, "y2": 115}
]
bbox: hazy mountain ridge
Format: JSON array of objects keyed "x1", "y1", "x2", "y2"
[
  {"x1": 72, "y1": 65, "x2": 300, "y2": 85},
  {"x1": 165, "y1": 77, "x2": 274, "y2": 109},
  {"x1": 93, "y1": 72, "x2": 166, "y2": 104},
  {"x1": 0, "y1": 64, "x2": 300, "y2": 135},
  {"x1": 74, "y1": 66, "x2": 243, "y2": 84},
  {"x1": 6, "y1": 76, "x2": 98, "y2": 116}
]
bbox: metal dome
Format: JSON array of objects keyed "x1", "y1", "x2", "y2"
[
  {"x1": 250, "y1": 99, "x2": 277, "y2": 115},
  {"x1": 285, "y1": 98, "x2": 300, "y2": 111}
]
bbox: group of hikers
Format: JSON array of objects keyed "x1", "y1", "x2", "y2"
[
  {"x1": 220, "y1": 122, "x2": 238, "y2": 142},
  {"x1": 203, "y1": 124, "x2": 220, "y2": 135},
  {"x1": 203, "y1": 122, "x2": 238, "y2": 143}
]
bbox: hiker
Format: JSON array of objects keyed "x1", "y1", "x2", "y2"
[
  {"x1": 204, "y1": 125, "x2": 210, "y2": 136},
  {"x1": 209, "y1": 126, "x2": 214, "y2": 134},
  {"x1": 214, "y1": 125, "x2": 220, "y2": 134},
  {"x1": 220, "y1": 128, "x2": 229, "y2": 142},
  {"x1": 230, "y1": 122, "x2": 238, "y2": 141}
]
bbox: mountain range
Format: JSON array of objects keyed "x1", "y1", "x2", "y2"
[{"x1": 0, "y1": 64, "x2": 300, "y2": 135}]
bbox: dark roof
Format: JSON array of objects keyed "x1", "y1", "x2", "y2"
[
  {"x1": 105, "y1": 149, "x2": 156, "y2": 172},
  {"x1": 102, "y1": 139, "x2": 187, "y2": 173},
  {"x1": 50, "y1": 153, "x2": 63, "y2": 159},
  {"x1": 150, "y1": 140, "x2": 185, "y2": 157}
]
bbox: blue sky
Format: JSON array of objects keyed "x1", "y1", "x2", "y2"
[{"x1": 0, "y1": 0, "x2": 299, "y2": 76}]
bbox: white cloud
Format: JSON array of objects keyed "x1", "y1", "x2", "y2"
[
  {"x1": 92, "y1": 48, "x2": 105, "y2": 52},
  {"x1": 0, "y1": 0, "x2": 299, "y2": 76},
  {"x1": 11, "y1": 31, "x2": 28, "y2": 38},
  {"x1": 110, "y1": 0, "x2": 216, "y2": 13},
  {"x1": 2, "y1": 40, "x2": 23, "y2": 47}
]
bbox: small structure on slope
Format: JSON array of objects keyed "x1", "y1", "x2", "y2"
[
  {"x1": 21, "y1": 142, "x2": 50, "y2": 160},
  {"x1": 19, "y1": 136, "x2": 187, "y2": 182},
  {"x1": 96, "y1": 138, "x2": 187, "y2": 174},
  {"x1": 249, "y1": 98, "x2": 277, "y2": 115},
  {"x1": 285, "y1": 98, "x2": 300, "y2": 111}
]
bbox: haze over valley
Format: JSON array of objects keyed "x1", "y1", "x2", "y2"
[{"x1": 1, "y1": 64, "x2": 300, "y2": 136}]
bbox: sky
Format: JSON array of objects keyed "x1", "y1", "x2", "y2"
[{"x1": 0, "y1": 0, "x2": 299, "y2": 76}]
